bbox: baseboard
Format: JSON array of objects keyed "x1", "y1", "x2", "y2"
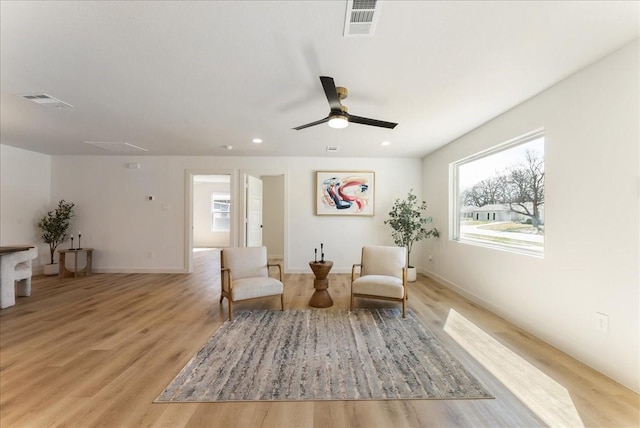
[
  {"x1": 287, "y1": 267, "x2": 352, "y2": 274},
  {"x1": 422, "y1": 269, "x2": 508, "y2": 320},
  {"x1": 93, "y1": 267, "x2": 189, "y2": 274}
]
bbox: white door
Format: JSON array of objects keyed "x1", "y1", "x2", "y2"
[{"x1": 246, "y1": 175, "x2": 263, "y2": 247}]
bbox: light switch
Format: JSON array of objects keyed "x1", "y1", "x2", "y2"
[{"x1": 595, "y1": 312, "x2": 609, "y2": 334}]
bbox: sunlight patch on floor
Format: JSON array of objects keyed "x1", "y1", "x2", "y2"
[{"x1": 444, "y1": 309, "x2": 584, "y2": 428}]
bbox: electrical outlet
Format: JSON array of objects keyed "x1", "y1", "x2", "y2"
[
  {"x1": 428, "y1": 255, "x2": 433, "y2": 261},
  {"x1": 595, "y1": 312, "x2": 609, "y2": 334}
]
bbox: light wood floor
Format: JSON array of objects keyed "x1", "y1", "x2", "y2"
[{"x1": 1, "y1": 250, "x2": 638, "y2": 428}]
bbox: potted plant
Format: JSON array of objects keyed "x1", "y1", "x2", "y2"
[
  {"x1": 38, "y1": 200, "x2": 75, "y2": 275},
  {"x1": 384, "y1": 190, "x2": 439, "y2": 282}
]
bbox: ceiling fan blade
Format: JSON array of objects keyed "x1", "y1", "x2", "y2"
[
  {"x1": 319, "y1": 76, "x2": 343, "y2": 112},
  {"x1": 348, "y1": 114, "x2": 398, "y2": 129},
  {"x1": 292, "y1": 116, "x2": 330, "y2": 130}
]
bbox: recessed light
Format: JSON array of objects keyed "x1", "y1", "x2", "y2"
[
  {"x1": 381, "y1": 141, "x2": 391, "y2": 146},
  {"x1": 252, "y1": 138, "x2": 263, "y2": 144}
]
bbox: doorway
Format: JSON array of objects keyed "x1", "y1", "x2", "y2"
[
  {"x1": 185, "y1": 170, "x2": 235, "y2": 273},
  {"x1": 185, "y1": 169, "x2": 286, "y2": 273},
  {"x1": 240, "y1": 170, "x2": 287, "y2": 266},
  {"x1": 194, "y1": 174, "x2": 232, "y2": 249}
]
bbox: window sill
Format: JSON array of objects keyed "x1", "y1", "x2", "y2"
[{"x1": 454, "y1": 237, "x2": 544, "y2": 258}]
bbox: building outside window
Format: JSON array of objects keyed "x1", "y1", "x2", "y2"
[{"x1": 451, "y1": 130, "x2": 544, "y2": 256}]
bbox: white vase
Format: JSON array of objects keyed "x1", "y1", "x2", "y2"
[
  {"x1": 407, "y1": 266, "x2": 417, "y2": 282},
  {"x1": 43, "y1": 263, "x2": 59, "y2": 276}
]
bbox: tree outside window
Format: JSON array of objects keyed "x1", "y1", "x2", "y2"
[{"x1": 453, "y1": 131, "x2": 544, "y2": 256}]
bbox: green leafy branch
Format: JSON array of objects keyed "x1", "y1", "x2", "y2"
[
  {"x1": 384, "y1": 190, "x2": 439, "y2": 267},
  {"x1": 38, "y1": 200, "x2": 75, "y2": 264}
]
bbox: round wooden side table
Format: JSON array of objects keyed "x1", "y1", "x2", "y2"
[{"x1": 308, "y1": 261, "x2": 333, "y2": 308}]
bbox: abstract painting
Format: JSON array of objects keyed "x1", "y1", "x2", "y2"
[{"x1": 316, "y1": 171, "x2": 375, "y2": 216}]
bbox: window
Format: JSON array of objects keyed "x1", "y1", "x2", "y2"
[
  {"x1": 211, "y1": 193, "x2": 231, "y2": 232},
  {"x1": 451, "y1": 130, "x2": 544, "y2": 256}
]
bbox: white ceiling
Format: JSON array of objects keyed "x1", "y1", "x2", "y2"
[{"x1": 1, "y1": 1, "x2": 638, "y2": 158}]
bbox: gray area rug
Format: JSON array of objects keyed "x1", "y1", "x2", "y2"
[{"x1": 156, "y1": 309, "x2": 492, "y2": 402}]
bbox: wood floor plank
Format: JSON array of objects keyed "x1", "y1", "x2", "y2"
[{"x1": 1, "y1": 249, "x2": 638, "y2": 427}]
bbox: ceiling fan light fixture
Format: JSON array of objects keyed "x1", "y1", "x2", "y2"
[{"x1": 328, "y1": 114, "x2": 349, "y2": 129}]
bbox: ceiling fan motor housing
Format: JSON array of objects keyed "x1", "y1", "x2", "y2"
[{"x1": 336, "y1": 86, "x2": 348, "y2": 100}]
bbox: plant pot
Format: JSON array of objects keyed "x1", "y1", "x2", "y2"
[
  {"x1": 407, "y1": 266, "x2": 417, "y2": 282},
  {"x1": 43, "y1": 263, "x2": 59, "y2": 276}
]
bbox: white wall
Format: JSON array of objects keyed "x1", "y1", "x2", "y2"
[
  {"x1": 0, "y1": 145, "x2": 52, "y2": 269},
  {"x1": 50, "y1": 156, "x2": 422, "y2": 273},
  {"x1": 421, "y1": 40, "x2": 639, "y2": 392},
  {"x1": 193, "y1": 181, "x2": 230, "y2": 248}
]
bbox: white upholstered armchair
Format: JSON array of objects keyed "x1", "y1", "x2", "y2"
[
  {"x1": 220, "y1": 246, "x2": 284, "y2": 321},
  {"x1": 350, "y1": 245, "x2": 408, "y2": 318}
]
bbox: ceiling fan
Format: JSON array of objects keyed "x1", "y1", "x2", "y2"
[{"x1": 293, "y1": 76, "x2": 398, "y2": 130}]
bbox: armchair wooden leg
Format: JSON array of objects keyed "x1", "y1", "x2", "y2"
[
  {"x1": 402, "y1": 297, "x2": 406, "y2": 318},
  {"x1": 219, "y1": 294, "x2": 224, "y2": 304},
  {"x1": 228, "y1": 300, "x2": 233, "y2": 321},
  {"x1": 280, "y1": 294, "x2": 284, "y2": 311}
]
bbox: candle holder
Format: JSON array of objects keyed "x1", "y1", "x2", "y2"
[
  {"x1": 77, "y1": 233, "x2": 82, "y2": 250},
  {"x1": 70, "y1": 236, "x2": 74, "y2": 250},
  {"x1": 320, "y1": 243, "x2": 325, "y2": 263},
  {"x1": 314, "y1": 248, "x2": 318, "y2": 263}
]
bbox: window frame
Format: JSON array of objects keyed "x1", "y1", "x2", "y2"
[
  {"x1": 450, "y1": 129, "x2": 545, "y2": 257},
  {"x1": 211, "y1": 192, "x2": 231, "y2": 232}
]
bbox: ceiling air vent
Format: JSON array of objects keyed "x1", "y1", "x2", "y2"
[
  {"x1": 343, "y1": 0, "x2": 383, "y2": 37},
  {"x1": 19, "y1": 93, "x2": 73, "y2": 108}
]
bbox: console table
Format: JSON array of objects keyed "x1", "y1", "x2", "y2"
[
  {"x1": 1, "y1": 246, "x2": 37, "y2": 309},
  {"x1": 58, "y1": 248, "x2": 93, "y2": 278},
  {"x1": 308, "y1": 261, "x2": 333, "y2": 308}
]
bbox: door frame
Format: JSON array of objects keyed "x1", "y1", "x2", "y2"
[{"x1": 184, "y1": 169, "x2": 236, "y2": 273}]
